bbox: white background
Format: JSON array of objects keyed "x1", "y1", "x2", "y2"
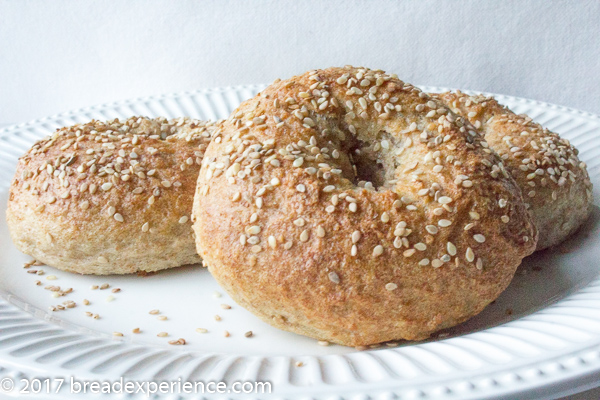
[
  {"x1": 1, "y1": 1, "x2": 599, "y2": 398},
  {"x1": 1, "y1": 0, "x2": 600, "y2": 124}
]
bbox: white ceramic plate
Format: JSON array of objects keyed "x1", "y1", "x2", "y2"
[{"x1": 0, "y1": 85, "x2": 599, "y2": 400}]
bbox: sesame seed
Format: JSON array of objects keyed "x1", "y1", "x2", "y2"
[
  {"x1": 224, "y1": 331, "x2": 230, "y2": 337},
  {"x1": 113, "y1": 213, "x2": 124, "y2": 222},
  {"x1": 101, "y1": 183, "x2": 113, "y2": 191},
  {"x1": 328, "y1": 271, "x2": 340, "y2": 284},
  {"x1": 318, "y1": 340, "x2": 330, "y2": 346},
  {"x1": 196, "y1": 328, "x2": 208, "y2": 333},
  {"x1": 316, "y1": 226, "x2": 325, "y2": 237},
  {"x1": 149, "y1": 309, "x2": 159, "y2": 315},
  {"x1": 83, "y1": 299, "x2": 90, "y2": 305},
  {"x1": 385, "y1": 283, "x2": 398, "y2": 291},
  {"x1": 425, "y1": 225, "x2": 438, "y2": 234},
  {"x1": 141, "y1": 222, "x2": 149, "y2": 232},
  {"x1": 351, "y1": 244, "x2": 358, "y2": 256},
  {"x1": 113, "y1": 332, "x2": 123, "y2": 337},
  {"x1": 501, "y1": 215, "x2": 510, "y2": 223},
  {"x1": 271, "y1": 178, "x2": 280, "y2": 186},
  {"x1": 466, "y1": 247, "x2": 475, "y2": 262},
  {"x1": 349, "y1": 203, "x2": 357, "y2": 212},
  {"x1": 419, "y1": 258, "x2": 430, "y2": 266},
  {"x1": 403, "y1": 249, "x2": 416, "y2": 257},
  {"x1": 157, "y1": 332, "x2": 168, "y2": 337},
  {"x1": 268, "y1": 236, "x2": 277, "y2": 249},
  {"x1": 245, "y1": 331, "x2": 253, "y2": 338},
  {"x1": 438, "y1": 219, "x2": 452, "y2": 227},
  {"x1": 476, "y1": 258, "x2": 483, "y2": 270},
  {"x1": 132, "y1": 328, "x2": 141, "y2": 334},
  {"x1": 373, "y1": 245, "x2": 384, "y2": 257},
  {"x1": 300, "y1": 230, "x2": 309, "y2": 242},
  {"x1": 414, "y1": 242, "x2": 427, "y2": 251},
  {"x1": 296, "y1": 184, "x2": 306, "y2": 192},
  {"x1": 473, "y1": 234, "x2": 486, "y2": 243},
  {"x1": 247, "y1": 225, "x2": 261, "y2": 235},
  {"x1": 293, "y1": 218, "x2": 305, "y2": 227},
  {"x1": 438, "y1": 196, "x2": 452, "y2": 204},
  {"x1": 447, "y1": 242, "x2": 457, "y2": 256},
  {"x1": 431, "y1": 259, "x2": 443, "y2": 268},
  {"x1": 351, "y1": 230, "x2": 361, "y2": 243},
  {"x1": 46, "y1": 275, "x2": 57, "y2": 281},
  {"x1": 178, "y1": 216, "x2": 189, "y2": 224},
  {"x1": 381, "y1": 212, "x2": 390, "y2": 223},
  {"x1": 221, "y1": 304, "x2": 232, "y2": 310}
]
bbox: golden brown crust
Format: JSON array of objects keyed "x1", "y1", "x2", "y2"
[
  {"x1": 7, "y1": 116, "x2": 220, "y2": 274},
  {"x1": 432, "y1": 92, "x2": 593, "y2": 250},
  {"x1": 193, "y1": 67, "x2": 538, "y2": 346}
]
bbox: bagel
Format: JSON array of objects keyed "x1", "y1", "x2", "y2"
[
  {"x1": 7, "y1": 116, "x2": 219, "y2": 275},
  {"x1": 192, "y1": 67, "x2": 537, "y2": 346},
  {"x1": 432, "y1": 92, "x2": 593, "y2": 250}
]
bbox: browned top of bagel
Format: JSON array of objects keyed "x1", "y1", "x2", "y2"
[
  {"x1": 432, "y1": 91, "x2": 593, "y2": 250},
  {"x1": 193, "y1": 66, "x2": 537, "y2": 346},
  {"x1": 7, "y1": 116, "x2": 220, "y2": 274}
]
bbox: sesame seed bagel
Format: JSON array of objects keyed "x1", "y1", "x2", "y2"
[
  {"x1": 7, "y1": 116, "x2": 219, "y2": 275},
  {"x1": 432, "y1": 92, "x2": 593, "y2": 250},
  {"x1": 193, "y1": 67, "x2": 537, "y2": 346}
]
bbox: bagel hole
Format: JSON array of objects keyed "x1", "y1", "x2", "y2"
[{"x1": 345, "y1": 132, "x2": 395, "y2": 190}]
